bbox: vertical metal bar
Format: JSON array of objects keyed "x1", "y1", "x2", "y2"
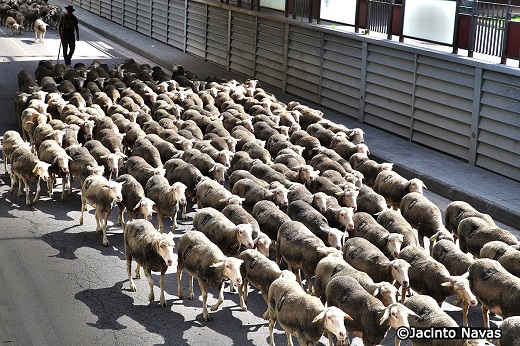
[
  {"x1": 184, "y1": 0, "x2": 188, "y2": 53},
  {"x1": 226, "y1": 9, "x2": 231, "y2": 70},
  {"x1": 452, "y1": 0, "x2": 460, "y2": 53},
  {"x1": 355, "y1": 0, "x2": 360, "y2": 33},
  {"x1": 253, "y1": 16, "x2": 258, "y2": 78},
  {"x1": 500, "y1": 0, "x2": 512, "y2": 64},
  {"x1": 204, "y1": 4, "x2": 208, "y2": 61},
  {"x1": 282, "y1": 23, "x2": 290, "y2": 93},
  {"x1": 387, "y1": 0, "x2": 394, "y2": 40},
  {"x1": 410, "y1": 53, "x2": 417, "y2": 142},
  {"x1": 358, "y1": 41, "x2": 368, "y2": 123},
  {"x1": 318, "y1": 31, "x2": 324, "y2": 106},
  {"x1": 469, "y1": 67, "x2": 483, "y2": 166},
  {"x1": 150, "y1": 0, "x2": 153, "y2": 38},
  {"x1": 399, "y1": 0, "x2": 406, "y2": 42},
  {"x1": 468, "y1": 0, "x2": 477, "y2": 57}
]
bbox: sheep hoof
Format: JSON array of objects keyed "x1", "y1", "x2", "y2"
[
  {"x1": 188, "y1": 292, "x2": 194, "y2": 300},
  {"x1": 159, "y1": 300, "x2": 167, "y2": 307},
  {"x1": 130, "y1": 284, "x2": 136, "y2": 292},
  {"x1": 262, "y1": 311, "x2": 269, "y2": 320},
  {"x1": 148, "y1": 294, "x2": 155, "y2": 302}
]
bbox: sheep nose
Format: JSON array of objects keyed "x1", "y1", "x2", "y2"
[
  {"x1": 116, "y1": 197, "x2": 122, "y2": 202},
  {"x1": 167, "y1": 259, "x2": 172, "y2": 266},
  {"x1": 338, "y1": 332, "x2": 346, "y2": 340},
  {"x1": 147, "y1": 214, "x2": 152, "y2": 220},
  {"x1": 247, "y1": 242, "x2": 254, "y2": 249},
  {"x1": 348, "y1": 224, "x2": 354, "y2": 230},
  {"x1": 236, "y1": 278, "x2": 242, "y2": 285},
  {"x1": 403, "y1": 281, "x2": 409, "y2": 287},
  {"x1": 471, "y1": 300, "x2": 477, "y2": 306}
]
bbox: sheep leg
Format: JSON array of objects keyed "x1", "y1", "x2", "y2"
[
  {"x1": 157, "y1": 213, "x2": 164, "y2": 233},
  {"x1": 176, "y1": 266, "x2": 183, "y2": 299},
  {"x1": 401, "y1": 286, "x2": 407, "y2": 304},
  {"x1": 395, "y1": 336, "x2": 401, "y2": 346},
  {"x1": 229, "y1": 280, "x2": 235, "y2": 293},
  {"x1": 79, "y1": 197, "x2": 86, "y2": 224},
  {"x1": 305, "y1": 272, "x2": 313, "y2": 294},
  {"x1": 188, "y1": 274, "x2": 194, "y2": 300},
  {"x1": 199, "y1": 279, "x2": 210, "y2": 321},
  {"x1": 462, "y1": 300, "x2": 469, "y2": 327},
  {"x1": 143, "y1": 268, "x2": 155, "y2": 302},
  {"x1": 9, "y1": 173, "x2": 16, "y2": 194},
  {"x1": 261, "y1": 292, "x2": 270, "y2": 320},
  {"x1": 182, "y1": 203, "x2": 187, "y2": 220},
  {"x1": 159, "y1": 271, "x2": 166, "y2": 307},
  {"x1": 238, "y1": 280, "x2": 247, "y2": 311},
  {"x1": 126, "y1": 255, "x2": 136, "y2": 292},
  {"x1": 68, "y1": 174, "x2": 73, "y2": 195},
  {"x1": 135, "y1": 264, "x2": 141, "y2": 279},
  {"x1": 60, "y1": 175, "x2": 66, "y2": 202},
  {"x1": 117, "y1": 206, "x2": 124, "y2": 226},
  {"x1": 482, "y1": 306, "x2": 489, "y2": 329},
  {"x1": 268, "y1": 318, "x2": 276, "y2": 346},
  {"x1": 210, "y1": 281, "x2": 225, "y2": 312},
  {"x1": 171, "y1": 211, "x2": 178, "y2": 232},
  {"x1": 17, "y1": 176, "x2": 24, "y2": 198},
  {"x1": 47, "y1": 175, "x2": 53, "y2": 197},
  {"x1": 32, "y1": 177, "x2": 41, "y2": 204}
]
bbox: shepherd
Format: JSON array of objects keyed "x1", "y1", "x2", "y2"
[{"x1": 58, "y1": 5, "x2": 80, "y2": 66}]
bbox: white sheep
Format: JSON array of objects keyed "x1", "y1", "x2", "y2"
[
  {"x1": 177, "y1": 231, "x2": 243, "y2": 321},
  {"x1": 124, "y1": 219, "x2": 175, "y2": 307}
]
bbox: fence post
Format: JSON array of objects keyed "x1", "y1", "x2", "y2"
[
  {"x1": 226, "y1": 9, "x2": 231, "y2": 70},
  {"x1": 282, "y1": 23, "x2": 290, "y2": 93},
  {"x1": 355, "y1": 0, "x2": 360, "y2": 33},
  {"x1": 184, "y1": 0, "x2": 188, "y2": 53},
  {"x1": 468, "y1": 0, "x2": 478, "y2": 57},
  {"x1": 358, "y1": 41, "x2": 368, "y2": 123},
  {"x1": 399, "y1": 0, "x2": 406, "y2": 42},
  {"x1": 452, "y1": 0, "x2": 460, "y2": 53},
  {"x1": 386, "y1": 0, "x2": 394, "y2": 40},
  {"x1": 500, "y1": 0, "x2": 512, "y2": 64}
]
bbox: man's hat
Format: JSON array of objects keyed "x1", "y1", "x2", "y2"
[{"x1": 64, "y1": 5, "x2": 75, "y2": 11}]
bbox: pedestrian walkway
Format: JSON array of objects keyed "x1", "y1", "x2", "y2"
[{"x1": 53, "y1": 0, "x2": 520, "y2": 228}]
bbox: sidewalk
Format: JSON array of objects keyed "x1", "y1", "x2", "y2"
[{"x1": 55, "y1": 0, "x2": 520, "y2": 228}]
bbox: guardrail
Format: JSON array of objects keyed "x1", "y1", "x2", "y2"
[{"x1": 223, "y1": 0, "x2": 520, "y2": 65}]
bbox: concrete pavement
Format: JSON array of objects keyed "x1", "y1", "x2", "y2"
[{"x1": 53, "y1": 0, "x2": 520, "y2": 228}]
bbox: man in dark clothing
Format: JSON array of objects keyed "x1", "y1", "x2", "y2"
[{"x1": 58, "y1": 5, "x2": 79, "y2": 66}]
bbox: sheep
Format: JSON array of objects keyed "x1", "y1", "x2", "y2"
[
  {"x1": 331, "y1": 138, "x2": 369, "y2": 161},
  {"x1": 124, "y1": 219, "x2": 175, "y2": 307},
  {"x1": 248, "y1": 162, "x2": 294, "y2": 188},
  {"x1": 163, "y1": 158, "x2": 204, "y2": 207},
  {"x1": 84, "y1": 139, "x2": 126, "y2": 180},
  {"x1": 67, "y1": 146, "x2": 105, "y2": 192},
  {"x1": 316, "y1": 150, "x2": 356, "y2": 180},
  {"x1": 231, "y1": 177, "x2": 288, "y2": 213},
  {"x1": 221, "y1": 204, "x2": 271, "y2": 257},
  {"x1": 79, "y1": 174, "x2": 124, "y2": 246},
  {"x1": 404, "y1": 295, "x2": 471, "y2": 346},
  {"x1": 2, "y1": 130, "x2": 27, "y2": 174},
  {"x1": 342, "y1": 237, "x2": 410, "y2": 297},
  {"x1": 290, "y1": 130, "x2": 321, "y2": 160},
  {"x1": 116, "y1": 174, "x2": 155, "y2": 229},
  {"x1": 241, "y1": 141, "x2": 273, "y2": 164},
  {"x1": 499, "y1": 316, "x2": 520, "y2": 346},
  {"x1": 287, "y1": 200, "x2": 347, "y2": 250},
  {"x1": 306, "y1": 123, "x2": 337, "y2": 147},
  {"x1": 177, "y1": 231, "x2": 244, "y2": 321},
  {"x1": 267, "y1": 274, "x2": 349, "y2": 346},
  {"x1": 310, "y1": 153, "x2": 349, "y2": 178},
  {"x1": 308, "y1": 175, "x2": 344, "y2": 198},
  {"x1": 355, "y1": 185, "x2": 388, "y2": 216},
  {"x1": 131, "y1": 137, "x2": 163, "y2": 169},
  {"x1": 34, "y1": 19, "x2": 48, "y2": 43},
  {"x1": 432, "y1": 239, "x2": 474, "y2": 277},
  {"x1": 237, "y1": 249, "x2": 291, "y2": 318},
  {"x1": 182, "y1": 148, "x2": 227, "y2": 185},
  {"x1": 252, "y1": 200, "x2": 291, "y2": 241},
  {"x1": 276, "y1": 220, "x2": 336, "y2": 293},
  {"x1": 376, "y1": 209, "x2": 419, "y2": 248},
  {"x1": 37, "y1": 139, "x2": 72, "y2": 202},
  {"x1": 6, "y1": 16, "x2": 21, "y2": 36},
  {"x1": 351, "y1": 212, "x2": 404, "y2": 259},
  {"x1": 324, "y1": 203, "x2": 355, "y2": 233},
  {"x1": 9, "y1": 146, "x2": 51, "y2": 206},
  {"x1": 400, "y1": 192, "x2": 454, "y2": 252},
  {"x1": 144, "y1": 175, "x2": 187, "y2": 233},
  {"x1": 480, "y1": 241, "x2": 520, "y2": 277},
  {"x1": 273, "y1": 151, "x2": 307, "y2": 169},
  {"x1": 287, "y1": 183, "x2": 329, "y2": 213},
  {"x1": 314, "y1": 253, "x2": 399, "y2": 307},
  {"x1": 374, "y1": 171, "x2": 427, "y2": 210},
  {"x1": 125, "y1": 156, "x2": 166, "y2": 190},
  {"x1": 195, "y1": 178, "x2": 244, "y2": 211},
  {"x1": 33, "y1": 123, "x2": 65, "y2": 152},
  {"x1": 445, "y1": 200, "x2": 496, "y2": 241},
  {"x1": 228, "y1": 169, "x2": 270, "y2": 190},
  {"x1": 398, "y1": 245, "x2": 477, "y2": 326},
  {"x1": 469, "y1": 258, "x2": 520, "y2": 329},
  {"x1": 325, "y1": 275, "x2": 417, "y2": 346},
  {"x1": 457, "y1": 216, "x2": 519, "y2": 258},
  {"x1": 192, "y1": 207, "x2": 255, "y2": 257},
  {"x1": 349, "y1": 153, "x2": 393, "y2": 188}
]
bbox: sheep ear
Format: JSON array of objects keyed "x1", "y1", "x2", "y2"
[
  {"x1": 372, "y1": 287, "x2": 380, "y2": 297},
  {"x1": 210, "y1": 261, "x2": 225, "y2": 268},
  {"x1": 379, "y1": 262, "x2": 392, "y2": 267},
  {"x1": 209, "y1": 166, "x2": 215, "y2": 173},
  {"x1": 379, "y1": 308, "x2": 391, "y2": 325},
  {"x1": 132, "y1": 201, "x2": 142, "y2": 210},
  {"x1": 441, "y1": 282, "x2": 453, "y2": 287},
  {"x1": 312, "y1": 310, "x2": 326, "y2": 323}
]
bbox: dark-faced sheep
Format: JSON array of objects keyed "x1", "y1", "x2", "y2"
[{"x1": 480, "y1": 241, "x2": 520, "y2": 277}]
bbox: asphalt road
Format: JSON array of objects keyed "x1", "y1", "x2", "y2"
[{"x1": 0, "y1": 22, "x2": 517, "y2": 346}]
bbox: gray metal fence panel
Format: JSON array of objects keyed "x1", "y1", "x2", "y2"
[
  {"x1": 136, "y1": 1, "x2": 151, "y2": 36},
  {"x1": 111, "y1": 0, "x2": 123, "y2": 25},
  {"x1": 123, "y1": 0, "x2": 138, "y2": 31},
  {"x1": 206, "y1": 7, "x2": 229, "y2": 68},
  {"x1": 255, "y1": 18, "x2": 285, "y2": 88},
  {"x1": 152, "y1": 0, "x2": 168, "y2": 42},
  {"x1": 167, "y1": 0, "x2": 186, "y2": 49},
  {"x1": 229, "y1": 12, "x2": 256, "y2": 77},
  {"x1": 186, "y1": 2, "x2": 207, "y2": 58}
]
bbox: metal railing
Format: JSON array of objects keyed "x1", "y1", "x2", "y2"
[{"x1": 225, "y1": 0, "x2": 520, "y2": 64}]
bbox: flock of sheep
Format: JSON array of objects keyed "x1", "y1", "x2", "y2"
[
  {"x1": 2, "y1": 56, "x2": 520, "y2": 346},
  {"x1": 1, "y1": 0, "x2": 57, "y2": 42}
]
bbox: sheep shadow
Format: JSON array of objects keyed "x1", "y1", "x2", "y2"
[
  {"x1": 21, "y1": 39, "x2": 36, "y2": 45},
  {"x1": 75, "y1": 280, "x2": 193, "y2": 345},
  {"x1": 41, "y1": 222, "x2": 126, "y2": 260}
]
